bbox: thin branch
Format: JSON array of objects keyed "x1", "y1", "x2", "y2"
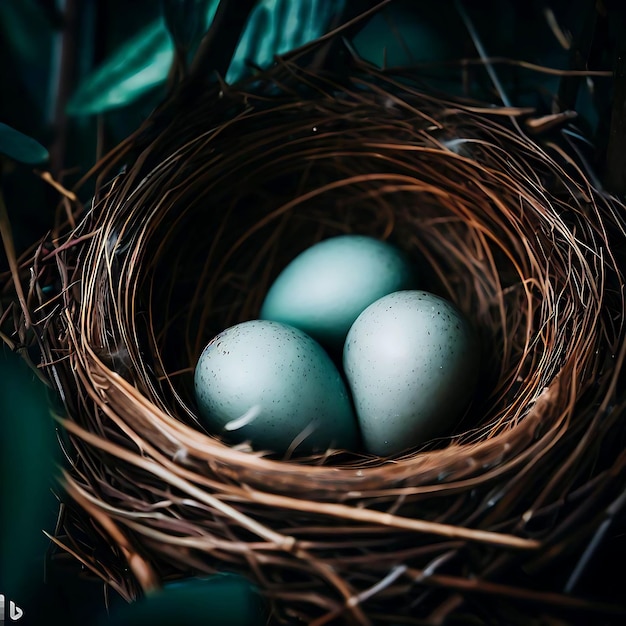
[{"x1": 189, "y1": 0, "x2": 257, "y2": 80}]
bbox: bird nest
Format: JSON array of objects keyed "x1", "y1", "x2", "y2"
[{"x1": 2, "y1": 43, "x2": 626, "y2": 626}]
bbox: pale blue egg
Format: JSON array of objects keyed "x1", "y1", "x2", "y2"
[
  {"x1": 260, "y1": 235, "x2": 416, "y2": 350},
  {"x1": 194, "y1": 320, "x2": 358, "y2": 455},
  {"x1": 343, "y1": 291, "x2": 479, "y2": 456}
]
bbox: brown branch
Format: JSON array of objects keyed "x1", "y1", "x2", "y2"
[
  {"x1": 49, "y1": 0, "x2": 80, "y2": 179},
  {"x1": 189, "y1": 0, "x2": 257, "y2": 80}
]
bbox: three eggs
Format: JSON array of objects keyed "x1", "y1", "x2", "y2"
[{"x1": 194, "y1": 235, "x2": 479, "y2": 457}]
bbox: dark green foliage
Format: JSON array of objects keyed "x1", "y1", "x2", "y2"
[
  {"x1": 66, "y1": 18, "x2": 173, "y2": 115},
  {"x1": 0, "y1": 122, "x2": 49, "y2": 164},
  {"x1": 99, "y1": 576, "x2": 266, "y2": 626},
  {"x1": 0, "y1": 348, "x2": 58, "y2": 597}
]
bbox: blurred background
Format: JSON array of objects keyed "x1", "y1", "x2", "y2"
[{"x1": 0, "y1": 1, "x2": 623, "y2": 624}]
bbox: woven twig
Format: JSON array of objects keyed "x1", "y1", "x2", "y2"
[{"x1": 1, "y1": 47, "x2": 626, "y2": 625}]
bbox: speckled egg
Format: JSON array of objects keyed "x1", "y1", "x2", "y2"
[
  {"x1": 194, "y1": 320, "x2": 358, "y2": 455},
  {"x1": 343, "y1": 290, "x2": 479, "y2": 456},
  {"x1": 260, "y1": 235, "x2": 417, "y2": 350}
]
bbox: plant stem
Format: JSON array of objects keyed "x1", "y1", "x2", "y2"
[{"x1": 49, "y1": 0, "x2": 80, "y2": 179}]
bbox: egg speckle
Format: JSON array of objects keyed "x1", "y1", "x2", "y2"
[
  {"x1": 194, "y1": 320, "x2": 358, "y2": 455},
  {"x1": 260, "y1": 235, "x2": 416, "y2": 350},
  {"x1": 343, "y1": 290, "x2": 479, "y2": 456}
]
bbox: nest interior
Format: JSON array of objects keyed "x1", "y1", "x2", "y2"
[{"x1": 3, "y1": 50, "x2": 626, "y2": 625}]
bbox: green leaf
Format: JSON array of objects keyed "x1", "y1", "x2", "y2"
[
  {"x1": 0, "y1": 348, "x2": 59, "y2": 595},
  {"x1": 0, "y1": 0, "x2": 57, "y2": 66},
  {"x1": 0, "y1": 122, "x2": 49, "y2": 164},
  {"x1": 226, "y1": 0, "x2": 346, "y2": 83},
  {"x1": 68, "y1": 0, "x2": 347, "y2": 116},
  {"x1": 100, "y1": 575, "x2": 266, "y2": 626},
  {"x1": 352, "y1": 5, "x2": 449, "y2": 68},
  {"x1": 67, "y1": 19, "x2": 174, "y2": 116}
]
